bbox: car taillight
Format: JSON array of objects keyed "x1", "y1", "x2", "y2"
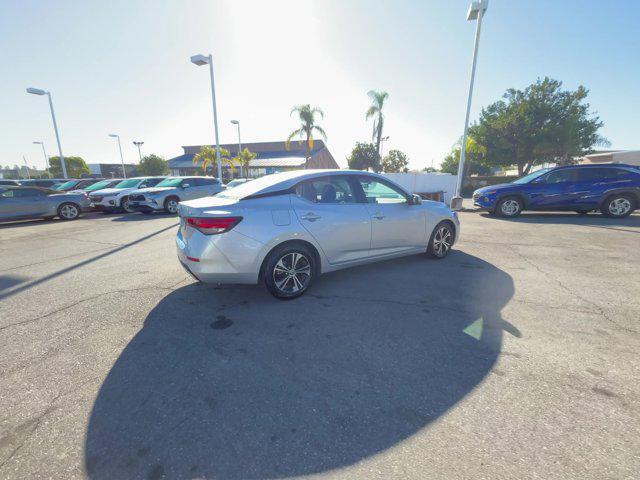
[{"x1": 186, "y1": 216, "x2": 242, "y2": 235}]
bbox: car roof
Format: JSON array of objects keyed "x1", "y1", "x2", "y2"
[
  {"x1": 553, "y1": 163, "x2": 637, "y2": 170},
  {"x1": 221, "y1": 169, "x2": 407, "y2": 199}
]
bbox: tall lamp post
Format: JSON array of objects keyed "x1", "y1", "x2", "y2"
[
  {"x1": 191, "y1": 53, "x2": 223, "y2": 183},
  {"x1": 33, "y1": 141, "x2": 50, "y2": 175},
  {"x1": 108, "y1": 134, "x2": 127, "y2": 179},
  {"x1": 230, "y1": 119, "x2": 242, "y2": 177},
  {"x1": 133, "y1": 141, "x2": 144, "y2": 161},
  {"x1": 26, "y1": 87, "x2": 68, "y2": 179},
  {"x1": 451, "y1": 0, "x2": 489, "y2": 211}
]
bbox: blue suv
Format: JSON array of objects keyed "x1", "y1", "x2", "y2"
[{"x1": 473, "y1": 164, "x2": 640, "y2": 218}]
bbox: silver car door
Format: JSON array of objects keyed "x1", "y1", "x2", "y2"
[
  {"x1": 356, "y1": 176, "x2": 426, "y2": 255},
  {"x1": 291, "y1": 175, "x2": 372, "y2": 265}
]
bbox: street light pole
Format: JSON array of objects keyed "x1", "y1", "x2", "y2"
[
  {"x1": 109, "y1": 134, "x2": 127, "y2": 178},
  {"x1": 27, "y1": 88, "x2": 68, "y2": 179},
  {"x1": 191, "y1": 53, "x2": 223, "y2": 183},
  {"x1": 451, "y1": 0, "x2": 488, "y2": 211},
  {"x1": 33, "y1": 141, "x2": 50, "y2": 175},
  {"x1": 133, "y1": 141, "x2": 144, "y2": 161},
  {"x1": 231, "y1": 120, "x2": 242, "y2": 177}
]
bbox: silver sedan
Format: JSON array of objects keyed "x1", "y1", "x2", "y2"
[
  {"x1": 176, "y1": 170, "x2": 460, "y2": 299},
  {"x1": 0, "y1": 186, "x2": 91, "y2": 222}
]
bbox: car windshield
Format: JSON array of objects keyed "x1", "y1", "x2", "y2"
[
  {"x1": 156, "y1": 178, "x2": 183, "y2": 187},
  {"x1": 511, "y1": 168, "x2": 553, "y2": 184},
  {"x1": 55, "y1": 180, "x2": 79, "y2": 190},
  {"x1": 84, "y1": 180, "x2": 112, "y2": 191},
  {"x1": 114, "y1": 179, "x2": 141, "y2": 189}
]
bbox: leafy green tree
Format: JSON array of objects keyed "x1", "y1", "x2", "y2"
[
  {"x1": 233, "y1": 148, "x2": 257, "y2": 178},
  {"x1": 365, "y1": 90, "x2": 389, "y2": 171},
  {"x1": 286, "y1": 104, "x2": 327, "y2": 168},
  {"x1": 192, "y1": 146, "x2": 233, "y2": 177},
  {"x1": 474, "y1": 77, "x2": 608, "y2": 176},
  {"x1": 347, "y1": 142, "x2": 378, "y2": 171},
  {"x1": 381, "y1": 149, "x2": 409, "y2": 173},
  {"x1": 138, "y1": 154, "x2": 169, "y2": 175},
  {"x1": 49, "y1": 156, "x2": 90, "y2": 178},
  {"x1": 422, "y1": 167, "x2": 437, "y2": 173},
  {"x1": 440, "y1": 136, "x2": 491, "y2": 176}
]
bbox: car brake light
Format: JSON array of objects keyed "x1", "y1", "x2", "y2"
[{"x1": 186, "y1": 216, "x2": 242, "y2": 235}]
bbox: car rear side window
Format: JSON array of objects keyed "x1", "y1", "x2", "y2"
[
  {"x1": 194, "y1": 177, "x2": 218, "y2": 186},
  {"x1": 295, "y1": 176, "x2": 356, "y2": 204}
]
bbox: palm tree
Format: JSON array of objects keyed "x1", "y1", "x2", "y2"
[
  {"x1": 233, "y1": 148, "x2": 257, "y2": 178},
  {"x1": 192, "y1": 145, "x2": 234, "y2": 178},
  {"x1": 286, "y1": 104, "x2": 327, "y2": 168},
  {"x1": 366, "y1": 90, "x2": 389, "y2": 172}
]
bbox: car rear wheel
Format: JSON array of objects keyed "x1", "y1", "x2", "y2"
[
  {"x1": 496, "y1": 196, "x2": 523, "y2": 218},
  {"x1": 264, "y1": 244, "x2": 316, "y2": 300},
  {"x1": 602, "y1": 194, "x2": 635, "y2": 218},
  {"x1": 164, "y1": 197, "x2": 180, "y2": 214},
  {"x1": 57, "y1": 202, "x2": 80, "y2": 220},
  {"x1": 427, "y1": 221, "x2": 454, "y2": 259}
]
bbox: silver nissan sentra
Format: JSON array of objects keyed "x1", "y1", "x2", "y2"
[{"x1": 176, "y1": 169, "x2": 460, "y2": 299}]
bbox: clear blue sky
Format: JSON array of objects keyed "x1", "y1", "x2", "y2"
[{"x1": 1, "y1": 0, "x2": 638, "y2": 171}]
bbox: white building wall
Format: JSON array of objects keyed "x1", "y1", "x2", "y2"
[{"x1": 382, "y1": 172, "x2": 458, "y2": 204}]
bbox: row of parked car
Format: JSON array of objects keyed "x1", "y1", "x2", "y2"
[{"x1": 0, "y1": 176, "x2": 251, "y2": 222}]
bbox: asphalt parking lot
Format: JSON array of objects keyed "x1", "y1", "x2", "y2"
[{"x1": 1, "y1": 206, "x2": 639, "y2": 480}]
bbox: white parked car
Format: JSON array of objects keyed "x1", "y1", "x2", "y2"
[
  {"x1": 89, "y1": 177, "x2": 166, "y2": 213},
  {"x1": 128, "y1": 176, "x2": 224, "y2": 214},
  {"x1": 177, "y1": 170, "x2": 460, "y2": 299}
]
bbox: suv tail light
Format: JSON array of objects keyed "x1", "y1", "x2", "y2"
[{"x1": 186, "y1": 216, "x2": 242, "y2": 235}]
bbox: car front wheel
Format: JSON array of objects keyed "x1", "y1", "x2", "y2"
[
  {"x1": 264, "y1": 244, "x2": 316, "y2": 299},
  {"x1": 602, "y1": 194, "x2": 635, "y2": 218},
  {"x1": 496, "y1": 196, "x2": 523, "y2": 218},
  {"x1": 58, "y1": 202, "x2": 80, "y2": 220},
  {"x1": 427, "y1": 221, "x2": 454, "y2": 259},
  {"x1": 120, "y1": 196, "x2": 134, "y2": 213},
  {"x1": 164, "y1": 197, "x2": 180, "y2": 214}
]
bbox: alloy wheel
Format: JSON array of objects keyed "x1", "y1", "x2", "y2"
[
  {"x1": 433, "y1": 226, "x2": 452, "y2": 257},
  {"x1": 122, "y1": 198, "x2": 133, "y2": 213},
  {"x1": 166, "y1": 199, "x2": 179, "y2": 214},
  {"x1": 501, "y1": 199, "x2": 520, "y2": 216},
  {"x1": 608, "y1": 198, "x2": 631, "y2": 216},
  {"x1": 60, "y1": 204, "x2": 79, "y2": 219},
  {"x1": 272, "y1": 252, "x2": 312, "y2": 294}
]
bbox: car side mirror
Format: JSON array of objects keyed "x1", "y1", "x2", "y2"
[{"x1": 410, "y1": 194, "x2": 422, "y2": 205}]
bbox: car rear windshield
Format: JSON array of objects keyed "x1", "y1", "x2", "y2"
[
  {"x1": 84, "y1": 180, "x2": 113, "y2": 191},
  {"x1": 217, "y1": 175, "x2": 287, "y2": 199},
  {"x1": 511, "y1": 168, "x2": 552, "y2": 184},
  {"x1": 156, "y1": 178, "x2": 183, "y2": 187},
  {"x1": 114, "y1": 179, "x2": 141, "y2": 188}
]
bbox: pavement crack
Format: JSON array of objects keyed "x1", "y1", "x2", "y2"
[
  {"x1": 0, "y1": 286, "x2": 172, "y2": 333},
  {"x1": 508, "y1": 245, "x2": 638, "y2": 335}
]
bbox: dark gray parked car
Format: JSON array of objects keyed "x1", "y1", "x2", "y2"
[{"x1": 0, "y1": 186, "x2": 91, "y2": 222}]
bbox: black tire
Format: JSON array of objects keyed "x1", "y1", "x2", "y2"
[
  {"x1": 427, "y1": 221, "x2": 455, "y2": 259},
  {"x1": 496, "y1": 196, "x2": 523, "y2": 218},
  {"x1": 164, "y1": 196, "x2": 180, "y2": 215},
  {"x1": 120, "y1": 196, "x2": 133, "y2": 213},
  {"x1": 264, "y1": 244, "x2": 316, "y2": 300},
  {"x1": 601, "y1": 194, "x2": 635, "y2": 218},
  {"x1": 57, "y1": 202, "x2": 81, "y2": 221}
]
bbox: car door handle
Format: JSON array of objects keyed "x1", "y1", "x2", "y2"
[
  {"x1": 301, "y1": 212, "x2": 321, "y2": 221},
  {"x1": 372, "y1": 212, "x2": 385, "y2": 220}
]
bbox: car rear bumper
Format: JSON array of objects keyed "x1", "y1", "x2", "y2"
[{"x1": 175, "y1": 223, "x2": 264, "y2": 285}]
